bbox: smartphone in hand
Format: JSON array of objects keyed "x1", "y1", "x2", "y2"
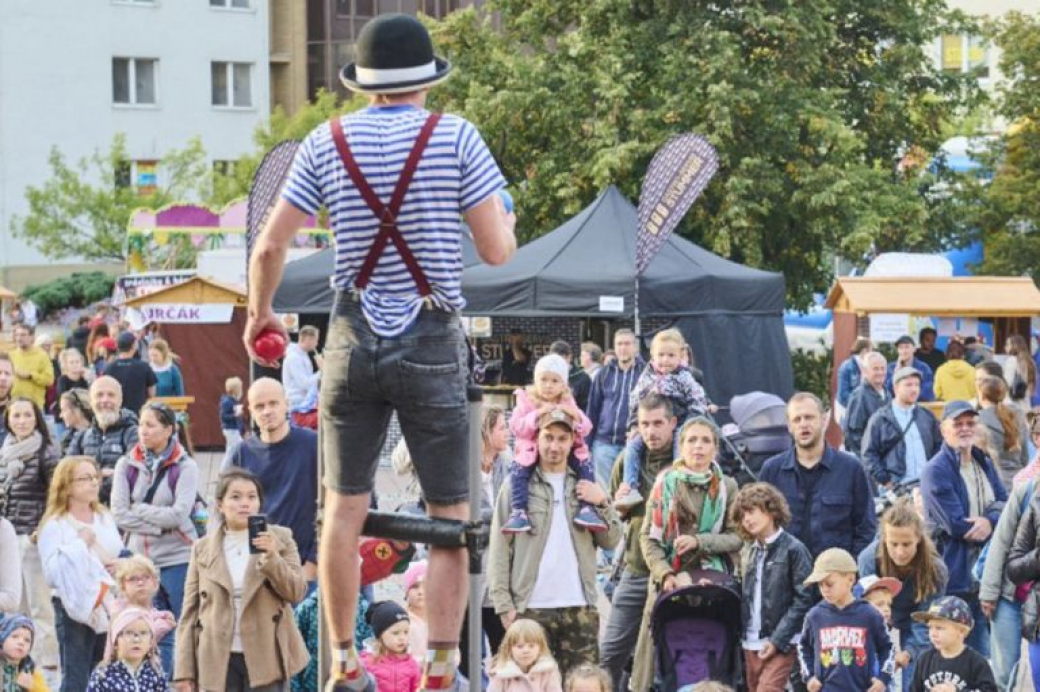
[{"x1": 247, "y1": 514, "x2": 268, "y2": 554}]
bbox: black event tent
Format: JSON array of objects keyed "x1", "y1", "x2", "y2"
[{"x1": 273, "y1": 186, "x2": 793, "y2": 403}]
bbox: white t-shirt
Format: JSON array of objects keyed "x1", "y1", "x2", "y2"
[
  {"x1": 224, "y1": 529, "x2": 251, "y2": 653},
  {"x1": 527, "y1": 473, "x2": 586, "y2": 609}
]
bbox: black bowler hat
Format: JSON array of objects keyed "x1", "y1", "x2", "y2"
[{"x1": 340, "y1": 14, "x2": 452, "y2": 94}]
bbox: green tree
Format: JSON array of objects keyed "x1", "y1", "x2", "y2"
[
  {"x1": 961, "y1": 12, "x2": 1040, "y2": 280},
  {"x1": 10, "y1": 135, "x2": 210, "y2": 262},
  {"x1": 426, "y1": 1, "x2": 984, "y2": 307}
]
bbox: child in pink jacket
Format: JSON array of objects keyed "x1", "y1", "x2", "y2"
[
  {"x1": 488, "y1": 619, "x2": 563, "y2": 692},
  {"x1": 360, "y1": 601, "x2": 421, "y2": 692},
  {"x1": 502, "y1": 354, "x2": 603, "y2": 534}
]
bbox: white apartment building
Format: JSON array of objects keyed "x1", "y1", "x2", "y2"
[
  {"x1": 0, "y1": 0, "x2": 270, "y2": 286},
  {"x1": 936, "y1": 0, "x2": 1040, "y2": 95}
]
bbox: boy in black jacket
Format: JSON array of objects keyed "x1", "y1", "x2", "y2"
[
  {"x1": 798, "y1": 548, "x2": 894, "y2": 691},
  {"x1": 731, "y1": 483, "x2": 814, "y2": 691},
  {"x1": 909, "y1": 596, "x2": 996, "y2": 691}
]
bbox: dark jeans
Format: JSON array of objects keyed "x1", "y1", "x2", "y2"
[
  {"x1": 53, "y1": 597, "x2": 105, "y2": 692},
  {"x1": 322, "y1": 294, "x2": 469, "y2": 505},
  {"x1": 599, "y1": 571, "x2": 649, "y2": 692},
  {"x1": 226, "y1": 652, "x2": 289, "y2": 691}
]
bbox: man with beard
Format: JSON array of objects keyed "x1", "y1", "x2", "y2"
[
  {"x1": 67, "y1": 375, "x2": 139, "y2": 503},
  {"x1": 759, "y1": 392, "x2": 876, "y2": 559},
  {"x1": 221, "y1": 377, "x2": 319, "y2": 582}
]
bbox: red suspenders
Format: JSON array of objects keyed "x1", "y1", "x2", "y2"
[{"x1": 328, "y1": 113, "x2": 442, "y2": 297}]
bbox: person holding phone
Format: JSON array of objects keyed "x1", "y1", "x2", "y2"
[{"x1": 174, "y1": 468, "x2": 308, "y2": 692}]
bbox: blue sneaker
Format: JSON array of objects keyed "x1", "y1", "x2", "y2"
[
  {"x1": 502, "y1": 510, "x2": 532, "y2": 534},
  {"x1": 574, "y1": 506, "x2": 607, "y2": 533}
]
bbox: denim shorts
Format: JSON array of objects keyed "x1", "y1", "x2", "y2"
[{"x1": 321, "y1": 293, "x2": 469, "y2": 505}]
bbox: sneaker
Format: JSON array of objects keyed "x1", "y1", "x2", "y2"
[
  {"x1": 501, "y1": 510, "x2": 532, "y2": 534},
  {"x1": 574, "y1": 506, "x2": 608, "y2": 532},
  {"x1": 613, "y1": 488, "x2": 644, "y2": 511}
]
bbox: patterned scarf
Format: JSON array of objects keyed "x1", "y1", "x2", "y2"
[{"x1": 649, "y1": 460, "x2": 728, "y2": 573}]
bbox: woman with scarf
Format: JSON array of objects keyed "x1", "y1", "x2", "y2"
[
  {"x1": 111, "y1": 401, "x2": 199, "y2": 676},
  {"x1": 1, "y1": 398, "x2": 60, "y2": 671},
  {"x1": 629, "y1": 416, "x2": 741, "y2": 692}
]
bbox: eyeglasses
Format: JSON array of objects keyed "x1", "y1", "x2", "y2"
[
  {"x1": 951, "y1": 420, "x2": 977, "y2": 430},
  {"x1": 123, "y1": 575, "x2": 154, "y2": 585},
  {"x1": 73, "y1": 475, "x2": 100, "y2": 484},
  {"x1": 119, "y1": 629, "x2": 152, "y2": 642}
]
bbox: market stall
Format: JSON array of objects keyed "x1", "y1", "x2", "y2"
[
  {"x1": 824, "y1": 276, "x2": 1040, "y2": 439},
  {"x1": 122, "y1": 276, "x2": 249, "y2": 449}
]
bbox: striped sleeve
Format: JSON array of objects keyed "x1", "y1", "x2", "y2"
[
  {"x1": 282, "y1": 130, "x2": 324, "y2": 216},
  {"x1": 456, "y1": 119, "x2": 506, "y2": 211}
]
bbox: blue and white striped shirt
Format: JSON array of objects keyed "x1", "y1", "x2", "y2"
[{"x1": 281, "y1": 105, "x2": 506, "y2": 337}]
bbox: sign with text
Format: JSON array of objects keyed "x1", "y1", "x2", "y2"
[
  {"x1": 599, "y1": 296, "x2": 625, "y2": 313},
  {"x1": 138, "y1": 303, "x2": 235, "y2": 324},
  {"x1": 635, "y1": 134, "x2": 719, "y2": 276},
  {"x1": 869, "y1": 313, "x2": 911, "y2": 343}
]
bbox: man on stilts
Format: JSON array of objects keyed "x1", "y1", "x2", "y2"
[{"x1": 244, "y1": 14, "x2": 516, "y2": 691}]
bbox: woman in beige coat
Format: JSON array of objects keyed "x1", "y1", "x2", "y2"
[
  {"x1": 173, "y1": 468, "x2": 308, "y2": 692},
  {"x1": 629, "y1": 417, "x2": 741, "y2": 692}
]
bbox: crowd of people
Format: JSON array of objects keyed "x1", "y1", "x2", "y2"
[
  {"x1": 7, "y1": 306, "x2": 1040, "y2": 692},
  {"x1": 7, "y1": 11, "x2": 1040, "y2": 692}
]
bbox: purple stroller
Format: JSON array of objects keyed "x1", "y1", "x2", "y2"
[{"x1": 650, "y1": 570, "x2": 742, "y2": 691}]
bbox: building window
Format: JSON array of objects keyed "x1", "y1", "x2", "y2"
[
  {"x1": 112, "y1": 57, "x2": 158, "y2": 105},
  {"x1": 336, "y1": 0, "x2": 351, "y2": 16},
  {"x1": 114, "y1": 160, "x2": 158, "y2": 196},
  {"x1": 213, "y1": 160, "x2": 237, "y2": 176},
  {"x1": 211, "y1": 62, "x2": 253, "y2": 107},
  {"x1": 421, "y1": 0, "x2": 459, "y2": 18},
  {"x1": 210, "y1": 0, "x2": 251, "y2": 8},
  {"x1": 939, "y1": 34, "x2": 989, "y2": 77},
  {"x1": 355, "y1": 0, "x2": 374, "y2": 16}
]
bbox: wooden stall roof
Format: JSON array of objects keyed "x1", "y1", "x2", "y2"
[
  {"x1": 121, "y1": 276, "x2": 247, "y2": 307},
  {"x1": 825, "y1": 277, "x2": 1040, "y2": 316},
  {"x1": 0, "y1": 285, "x2": 16, "y2": 299}
]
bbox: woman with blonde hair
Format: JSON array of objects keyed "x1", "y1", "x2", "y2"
[
  {"x1": 37, "y1": 456, "x2": 125, "y2": 692},
  {"x1": 1004, "y1": 334, "x2": 1037, "y2": 411},
  {"x1": 147, "y1": 338, "x2": 184, "y2": 397}
]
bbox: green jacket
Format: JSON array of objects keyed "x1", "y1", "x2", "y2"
[
  {"x1": 609, "y1": 445, "x2": 675, "y2": 577},
  {"x1": 488, "y1": 465, "x2": 622, "y2": 614}
]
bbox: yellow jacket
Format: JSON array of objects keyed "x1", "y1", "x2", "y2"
[
  {"x1": 9, "y1": 347, "x2": 54, "y2": 408},
  {"x1": 934, "y1": 358, "x2": 977, "y2": 402}
]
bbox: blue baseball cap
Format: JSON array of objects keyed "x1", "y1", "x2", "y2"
[{"x1": 942, "y1": 400, "x2": 978, "y2": 422}]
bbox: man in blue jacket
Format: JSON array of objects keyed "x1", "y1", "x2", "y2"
[
  {"x1": 759, "y1": 392, "x2": 877, "y2": 559},
  {"x1": 885, "y1": 335, "x2": 935, "y2": 401},
  {"x1": 862, "y1": 367, "x2": 941, "y2": 488},
  {"x1": 585, "y1": 329, "x2": 644, "y2": 485},
  {"x1": 920, "y1": 400, "x2": 1007, "y2": 657}
]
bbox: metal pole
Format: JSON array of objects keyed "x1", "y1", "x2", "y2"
[
  {"x1": 634, "y1": 274, "x2": 642, "y2": 339},
  {"x1": 466, "y1": 385, "x2": 485, "y2": 686}
]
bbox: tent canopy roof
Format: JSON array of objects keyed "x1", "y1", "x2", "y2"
[
  {"x1": 825, "y1": 276, "x2": 1040, "y2": 316},
  {"x1": 0, "y1": 285, "x2": 16, "y2": 299},
  {"x1": 462, "y1": 186, "x2": 784, "y2": 317}
]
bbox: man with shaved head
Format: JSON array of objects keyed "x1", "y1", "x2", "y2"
[
  {"x1": 68, "y1": 375, "x2": 140, "y2": 503},
  {"x1": 221, "y1": 377, "x2": 319, "y2": 579}
]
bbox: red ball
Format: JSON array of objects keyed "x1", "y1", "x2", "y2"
[{"x1": 253, "y1": 328, "x2": 288, "y2": 362}]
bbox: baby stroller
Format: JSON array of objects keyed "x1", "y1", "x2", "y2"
[
  {"x1": 649, "y1": 570, "x2": 742, "y2": 691},
  {"x1": 719, "y1": 391, "x2": 790, "y2": 483}
]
